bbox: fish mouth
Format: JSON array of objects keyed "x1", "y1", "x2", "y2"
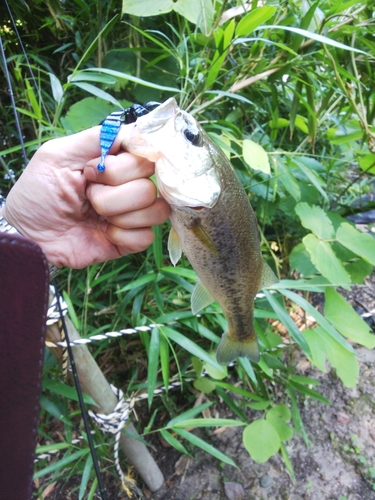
[{"x1": 136, "y1": 98, "x2": 179, "y2": 133}]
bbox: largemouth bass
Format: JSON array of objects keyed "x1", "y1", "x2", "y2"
[{"x1": 120, "y1": 98, "x2": 278, "y2": 364}]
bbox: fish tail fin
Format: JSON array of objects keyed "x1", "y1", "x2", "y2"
[{"x1": 216, "y1": 331, "x2": 260, "y2": 366}]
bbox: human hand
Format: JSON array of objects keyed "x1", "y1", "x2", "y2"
[{"x1": 0, "y1": 126, "x2": 170, "y2": 268}]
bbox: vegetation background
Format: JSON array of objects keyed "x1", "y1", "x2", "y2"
[{"x1": 1, "y1": 0, "x2": 375, "y2": 498}]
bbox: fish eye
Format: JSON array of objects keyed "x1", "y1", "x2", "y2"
[{"x1": 184, "y1": 128, "x2": 202, "y2": 147}]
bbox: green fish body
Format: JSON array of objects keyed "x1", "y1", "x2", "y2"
[{"x1": 120, "y1": 98, "x2": 278, "y2": 364}]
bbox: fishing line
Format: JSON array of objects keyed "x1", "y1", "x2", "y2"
[
  {"x1": 4, "y1": 0, "x2": 52, "y2": 128},
  {"x1": 0, "y1": 34, "x2": 28, "y2": 166},
  {"x1": 52, "y1": 279, "x2": 107, "y2": 500}
]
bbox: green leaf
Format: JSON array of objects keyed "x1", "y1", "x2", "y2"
[
  {"x1": 160, "y1": 430, "x2": 189, "y2": 455},
  {"x1": 280, "y1": 289, "x2": 354, "y2": 353},
  {"x1": 242, "y1": 139, "x2": 270, "y2": 174},
  {"x1": 295, "y1": 203, "x2": 335, "y2": 239},
  {"x1": 168, "y1": 402, "x2": 213, "y2": 427},
  {"x1": 202, "y1": 352, "x2": 228, "y2": 380},
  {"x1": 304, "y1": 327, "x2": 359, "y2": 388},
  {"x1": 324, "y1": 288, "x2": 375, "y2": 349},
  {"x1": 34, "y1": 449, "x2": 90, "y2": 479},
  {"x1": 289, "y1": 243, "x2": 319, "y2": 278},
  {"x1": 118, "y1": 272, "x2": 157, "y2": 292},
  {"x1": 276, "y1": 157, "x2": 301, "y2": 201},
  {"x1": 303, "y1": 234, "x2": 351, "y2": 288},
  {"x1": 42, "y1": 379, "x2": 96, "y2": 405},
  {"x1": 49, "y1": 73, "x2": 64, "y2": 103},
  {"x1": 266, "y1": 404, "x2": 294, "y2": 442},
  {"x1": 65, "y1": 97, "x2": 116, "y2": 132},
  {"x1": 194, "y1": 377, "x2": 216, "y2": 394},
  {"x1": 79, "y1": 455, "x2": 93, "y2": 500},
  {"x1": 359, "y1": 153, "x2": 375, "y2": 174},
  {"x1": 161, "y1": 266, "x2": 197, "y2": 281},
  {"x1": 162, "y1": 326, "x2": 224, "y2": 371},
  {"x1": 171, "y1": 418, "x2": 245, "y2": 429},
  {"x1": 84, "y1": 67, "x2": 180, "y2": 93},
  {"x1": 72, "y1": 82, "x2": 122, "y2": 107},
  {"x1": 148, "y1": 327, "x2": 160, "y2": 406},
  {"x1": 175, "y1": 428, "x2": 237, "y2": 467},
  {"x1": 336, "y1": 223, "x2": 375, "y2": 266},
  {"x1": 236, "y1": 7, "x2": 276, "y2": 37},
  {"x1": 256, "y1": 25, "x2": 367, "y2": 54},
  {"x1": 122, "y1": 0, "x2": 214, "y2": 35},
  {"x1": 264, "y1": 290, "x2": 311, "y2": 356},
  {"x1": 243, "y1": 419, "x2": 280, "y2": 463}
]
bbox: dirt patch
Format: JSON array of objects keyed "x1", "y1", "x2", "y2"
[
  {"x1": 150, "y1": 347, "x2": 375, "y2": 500},
  {"x1": 149, "y1": 276, "x2": 375, "y2": 500}
]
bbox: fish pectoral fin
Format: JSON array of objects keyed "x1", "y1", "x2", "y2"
[
  {"x1": 191, "y1": 279, "x2": 215, "y2": 315},
  {"x1": 187, "y1": 223, "x2": 218, "y2": 256},
  {"x1": 216, "y1": 331, "x2": 260, "y2": 365},
  {"x1": 259, "y1": 260, "x2": 279, "y2": 290},
  {"x1": 168, "y1": 226, "x2": 183, "y2": 266}
]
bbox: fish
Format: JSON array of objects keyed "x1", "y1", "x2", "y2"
[{"x1": 120, "y1": 98, "x2": 278, "y2": 365}]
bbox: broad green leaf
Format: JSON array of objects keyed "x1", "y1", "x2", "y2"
[
  {"x1": 256, "y1": 25, "x2": 367, "y2": 54},
  {"x1": 243, "y1": 419, "x2": 280, "y2": 463},
  {"x1": 276, "y1": 157, "x2": 301, "y2": 201},
  {"x1": 264, "y1": 290, "x2": 311, "y2": 356},
  {"x1": 49, "y1": 73, "x2": 64, "y2": 103},
  {"x1": 324, "y1": 288, "x2": 375, "y2": 349},
  {"x1": 243, "y1": 139, "x2": 270, "y2": 174},
  {"x1": 336, "y1": 223, "x2": 375, "y2": 266},
  {"x1": 359, "y1": 153, "x2": 375, "y2": 174},
  {"x1": 194, "y1": 377, "x2": 216, "y2": 394},
  {"x1": 175, "y1": 428, "x2": 237, "y2": 467},
  {"x1": 289, "y1": 243, "x2": 319, "y2": 278},
  {"x1": 303, "y1": 234, "x2": 351, "y2": 288},
  {"x1": 122, "y1": 0, "x2": 172, "y2": 17},
  {"x1": 295, "y1": 203, "x2": 335, "y2": 239},
  {"x1": 203, "y1": 352, "x2": 228, "y2": 380},
  {"x1": 235, "y1": 6, "x2": 276, "y2": 37},
  {"x1": 304, "y1": 327, "x2": 359, "y2": 387},
  {"x1": 292, "y1": 159, "x2": 329, "y2": 201},
  {"x1": 269, "y1": 117, "x2": 289, "y2": 129},
  {"x1": 266, "y1": 405, "x2": 294, "y2": 442},
  {"x1": 280, "y1": 289, "x2": 354, "y2": 353},
  {"x1": 294, "y1": 115, "x2": 309, "y2": 134},
  {"x1": 122, "y1": 0, "x2": 214, "y2": 35},
  {"x1": 65, "y1": 97, "x2": 116, "y2": 132}
]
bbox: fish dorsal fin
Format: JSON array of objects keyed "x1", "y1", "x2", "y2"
[
  {"x1": 191, "y1": 279, "x2": 215, "y2": 315},
  {"x1": 259, "y1": 260, "x2": 279, "y2": 290},
  {"x1": 168, "y1": 226, "x2": 182, "y2": 266}
]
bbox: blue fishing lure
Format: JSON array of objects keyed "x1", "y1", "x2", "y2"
[
  {"x1": 97, "y1": 102, "x2": 160, "y2": 172},
  {"x1": 97, "y1": 110, "x2": 126, "y2": 172}
]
